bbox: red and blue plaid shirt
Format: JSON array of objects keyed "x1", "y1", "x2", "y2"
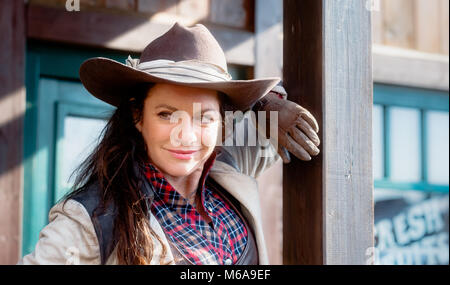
[{"x1": 143, "y1": 151, "x2": 248, "y2": 265}]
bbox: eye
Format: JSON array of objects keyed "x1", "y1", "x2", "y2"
[
  {"x1": 201, "y1": 115, "x2": 215, "y2": 124},
  {"x1": 158, "y1": 111, "x2": 172, "y2": 120}
]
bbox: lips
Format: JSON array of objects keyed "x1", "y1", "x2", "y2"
[
  {"x1": 167, "y1": 149, "x2": 198, "y2": 154},
  {"x1": 165, "y1": 148, "x2": 200, "y2": 160}
]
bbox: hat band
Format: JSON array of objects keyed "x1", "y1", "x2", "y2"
[{"x1": 126, "y1": 56, "x2": 232, "y2": 83}]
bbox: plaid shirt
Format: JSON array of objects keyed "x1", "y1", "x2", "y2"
[{"x1": 143, "y1": 151, "x2": 248, "y2": 265}]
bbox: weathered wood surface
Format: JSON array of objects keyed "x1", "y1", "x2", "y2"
[
  {"x1": 322, "y1": 0, "x2": 374, "y2": 265},
  {"x1": 374, "y1": 0, "x2": 449, "y2": 55},
  {"x1": 283, "y1": 0, "x2": 374, "y2": 265},
  {"x1": 372, "y1": 0, "x2": 449, "y2": 89},
  {"x1": 0, "y1": 0, "x2": 26, "y2": 264},
  {"x1": 440, "y1": 0, "x2": 449, "y2": 54},
  {"x1": 26, "y1": 4, "x2": 256, "y2": 65},
  {"x1": 414, "y1": 0, "x2": 440, "y2": 53},
  {"x1": 283, "y1": 0, "x2": 324, "y2": 265},
  {"x1": 373, "y1": 45, "x2": 449, "y2": 91},
  {"x1": 382, "y1": 0, "x2": 415, "y2": 49},
  {"x1": 209, "y1": 0, "x2": 253, "y2": 30}
]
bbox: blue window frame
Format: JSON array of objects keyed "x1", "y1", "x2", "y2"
[
  {"x1": 373, "y1": 84, "x2": 449, "y2": 193},
  {"x1": 373, "y1": 83, "x2": 449, "y2": 265}
]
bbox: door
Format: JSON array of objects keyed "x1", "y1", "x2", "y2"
[{"x1": 23, "y1": 42, "x2": 121, "y2": 255}]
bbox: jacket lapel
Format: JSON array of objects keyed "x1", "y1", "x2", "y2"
[
  {"x1": 209, "y1": 161, "x2": 269, "y2": 264},
  {"x1": 145, "y1": 160, "x2": 269, "y2": 265},
  {"x1": 209, "y1": 162, "x2": 260, "y2": 220}
]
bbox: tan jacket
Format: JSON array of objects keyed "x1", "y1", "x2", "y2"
[{"x1": 18, "y1": 114, "x2": 281, "y2": 265}]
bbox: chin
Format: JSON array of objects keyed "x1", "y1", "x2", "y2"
[
  {"x1": 162, "y1": 160, "x2": 199, "y2": 177},
  {"x1": 150, "y1": 149, "x2": 211, "y2": 177}
]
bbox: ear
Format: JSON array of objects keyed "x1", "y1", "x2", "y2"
[
  {"x1": 133, "y1": 110, "x2": 143, "y2": 133},
  {"x1": 135, "y1": 119, "x2": 142, "y2": 133}
]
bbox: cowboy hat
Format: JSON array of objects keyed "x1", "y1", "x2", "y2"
[{"x1": 79, "y1": 22, "x2": 280, "y2": 111}]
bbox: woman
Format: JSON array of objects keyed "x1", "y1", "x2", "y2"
[{"x1": 18, "y1": 23, "x2": 320, "y2": 265}]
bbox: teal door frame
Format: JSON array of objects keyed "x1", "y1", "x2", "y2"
[
  {"x1": 22, "y1": 41, "x2": 129, "y2": 255},
  {"x1": 373, "y1": 83, "x2": 449, "y2": 193},
  {"x1": 54, "y1": 102, "x2": 112, "y2": 201}
]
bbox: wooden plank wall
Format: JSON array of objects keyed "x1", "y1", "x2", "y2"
[
  {"x1": 373, "y1": 0, "x2": 449, "y2": 54},
  {"x1": 0, "y1": 0, "x2": 26, "y2": 264},
  {"x1": 26, "y1": 4, "x2": 255, "y2": 66},
  {"x1": 29, "y1": 0, "x2": 254, "y2": 31},
  {"x1": 26, "y1": 1, "x2": 255, "y2": 65}
]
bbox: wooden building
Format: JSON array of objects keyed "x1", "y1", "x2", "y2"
[
  {"x1": 0, "y1": 0, "x2": 448, "y2": 265},
  {"x1": 1, "y1": 0, "x2": 286, "y2": 265},
  {"x1": 371, "y1": 0, "x2": 449, "y2": 265}
]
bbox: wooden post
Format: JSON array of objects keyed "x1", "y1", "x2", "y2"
[
  {"x1": 0, "y1": 0, "x2": 26, "y2": 264},
  {"x1": 283, "y1": 0, "x2": 374, "y2": 265}
]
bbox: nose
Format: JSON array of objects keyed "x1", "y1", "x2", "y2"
[
  {"x1": 179, "y1": 120, "x2": 200, "y2": 147},
  {"x1": 169, "y1": 111, "x2": 202, "y2": 148}
]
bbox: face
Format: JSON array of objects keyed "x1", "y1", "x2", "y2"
[{"x1": 136, "y1": 83, "x2": 222, "y2": 177}]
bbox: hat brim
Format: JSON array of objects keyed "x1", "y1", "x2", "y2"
[{"x1": 79, "y1": 57, "x2": 280, "y2": 111}]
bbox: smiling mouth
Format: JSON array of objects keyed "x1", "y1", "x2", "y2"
[
  {"x1": 164, "y1": 148, "x2": 200, "y2": 160},
  {"x1": 166, "y1": 149, "x2": 200, "y2": 154}
]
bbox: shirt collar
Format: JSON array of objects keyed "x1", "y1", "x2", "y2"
[{"x1": 144, "y1": 150, "x2": 217, "y2": 206}]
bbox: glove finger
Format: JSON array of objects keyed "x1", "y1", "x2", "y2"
[
  {"x1": 300, "y1": 110, "x2": 319, "y2": 133},
  {"x1": 297, "y1": 117, "x2": 321, "y2": 146},
  {"x1": 278, "y1": 146, "x2": 291, "y2": 164},
  {"x1": 288, "y1": 127, "x2": 320, "y2": 156},
  {"x1": 281, "y1": 133, "x2": 311, "y2": 161}
]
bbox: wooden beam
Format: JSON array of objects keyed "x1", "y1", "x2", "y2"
[
  {"x1": 0, "y1": 0, "x2": 26, "y2": 264},
  {"x1": 283, "y1": 0, "x2": 374, "y2": 265},
  {"x1": 26, "y1": 4, "x2": 255, "y2": 66},
  {"x1": 373, "y1": 44, "x2": 449, "y2": 91},
  {"x1": 283, "y1": 0, "x2": 324, "y2": 265},
  {"x1": 321, "y1": 0, "x2": 373, "y2": 265}
]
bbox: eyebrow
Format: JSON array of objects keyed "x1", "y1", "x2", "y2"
[{"x1": 155, "y1": 104, "x2": 218, "y2": 114}]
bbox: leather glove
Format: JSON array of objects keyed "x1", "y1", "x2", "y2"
[{"x1": 252, "y1": 87, "x2": 320, "y2": 163}]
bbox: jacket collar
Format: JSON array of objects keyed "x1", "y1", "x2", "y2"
[
  {"x1": 209, "y1": 161, "x2": 260, "y2": 224},
  {"x1": 143, "y1": 151, "x2": 218, "y2": 208},
  {"x1": 134, "y1": 153, "x2": 268, "y2": 265}
]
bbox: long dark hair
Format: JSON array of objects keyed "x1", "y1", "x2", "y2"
[{"x1": 63, "y1": 83, "x2": 232, "y2": 264}]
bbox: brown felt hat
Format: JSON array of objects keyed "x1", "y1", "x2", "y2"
[{"x1": 79, "y1": 22, "x2": 280, "y2": 111}]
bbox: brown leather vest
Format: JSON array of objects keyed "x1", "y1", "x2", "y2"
[{"x1": 162, "y1": 178, "x2": 259, "y2": 265}]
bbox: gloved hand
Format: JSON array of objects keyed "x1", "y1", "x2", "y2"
[{"x1": 253, "y1": 89, "x2": 320, "y2": 163}]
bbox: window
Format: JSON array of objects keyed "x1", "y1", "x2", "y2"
[{"x1": 373, "y1": 84, "x2": 449, "y2": 265}]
